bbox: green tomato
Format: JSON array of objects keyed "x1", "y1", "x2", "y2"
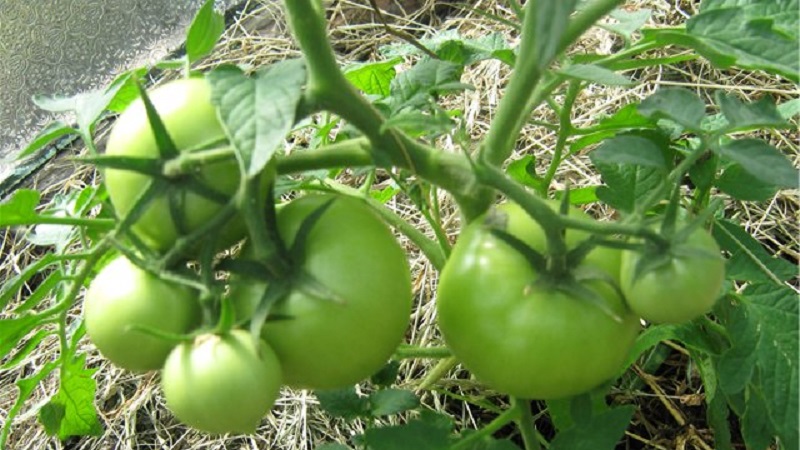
[
  {"x1": 161, "y1": 330, "x2": 282, "y2": 434},
  {"x1": 104, "y1": 77, "x2": 245, "y2": 252},
  {"x1": 230, "y1": 194, "x2": 412, "y2": 390},
  {"x1": 83, "y1": 255, "x2": 201, "y2": 372},
  {"x1": 436, "y1": 203, "x2": 640, "y2": 399},
  {"x1": 620, "y1": 226, "x2": 725, "y2": 324}
]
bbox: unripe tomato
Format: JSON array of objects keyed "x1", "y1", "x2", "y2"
[
  {"x1": 230, "y1": 194, "x2": 412, "y2": 390},
  {"x1": 83, "y1": 255, "x2": 201, "y2": 372},
  {"x1": 104, "y1": 77, "x2": 245, "y2": 252},
  {"x1": 436, "y1": 203, "x2": 640, "y2": 399},
  {"x1": 620, "y1": 226, "x2": 725, "y2": 324},
  {"x1": 160, "y1": 330, "x2": 282, "y2": 434}
]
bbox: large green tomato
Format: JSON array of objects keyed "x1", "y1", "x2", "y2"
[
  {"x1": 230, "y1": 194, "x2": 412, "y2": 390},
  {"x1": 161, "y1": 330, "x2": 282, "y2": 434},
  {"x1": 104, "y1": 77, "x2": 245, "y2": 252},
  {"x1": 83, "y1": 255, "x2": 201, "y2": 372},
  {"x1": 620, "y1": 226, "x2": 725, "y2": 324},
  {"x1": 436, "y1": 203, "x2": 640, "y2": 400}
]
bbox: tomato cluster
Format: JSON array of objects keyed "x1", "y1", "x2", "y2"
[
  {"x1": 85, "y1": 77, "x2": 726, "y2": 436},
  {"x1": 436, "y1": 202, "x2": 725, "y2": 400},
  {"x1": 84, "y1": 79, "x2": 412, "y2": 434}
]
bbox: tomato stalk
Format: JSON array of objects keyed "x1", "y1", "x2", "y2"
[
  {"x1": 236, "y1": 173, "x2": 290, "y2": 278},
  {"x1": 512, "y1": 397, "x2": 543, "y2": 450},
  {"x1": 451, "y1": 406, "x2": 521, "y2": 450},
  {"x1": 281, "y1": 0, "x2": 493, "y2": 221},
  {"x1": 393, "y1": 344, "x2": 452, "y2": 360},
  {"x1": 480, "y1": 0, "x2": 626, "y2": 169}
]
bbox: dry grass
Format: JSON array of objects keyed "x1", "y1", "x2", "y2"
[{"x1": 1, "y1": 1, "x2": 798, "y2": 449}]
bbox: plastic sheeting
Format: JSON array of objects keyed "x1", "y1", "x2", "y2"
[{"x1": 0, "y1": 0, "x2": 227, "y2": 163}]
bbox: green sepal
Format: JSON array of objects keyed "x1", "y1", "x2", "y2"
[
  {"x1": 115, "y1": 178, "x2": 169, "y2": 236},
  {"x1": 555, "y1": 279, "x2": 625, "y2": 323},
  {"x1": 249, "y1": 281, "x2": 291, "y2": 340},
  {"x1": 488, "y1": 228, "x2": 548, "y2": 274},
  {"x1": 76, "y1": 155, "x2": 163, "y2": 176},
  {"x1": 292, "y1": 269, "x2": 346, "y2": 306},
  {"x1": 289, "y1": 197, "x2": 337, "y2": 262},
  {"x1": 127, "y1": 324, "x2": 197, "y2": 344},
  {"x1": 135, "y1": 78, "x2": 179, "y2": 160}
]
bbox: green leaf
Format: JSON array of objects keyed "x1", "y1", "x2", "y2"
[
  {"x1": 186, "y1": 0, "x2": 225, "y2": 63},
  {"x1": 593, "y1": 163, "x2": 667, "y2": 213},
  {"x1": 602, "y1": 8, "x2": 651, "y2": 39},
  {"x1": 741, "y1": 386, "x2": 776, "y2": 450},
  {"x1": 369, "y1": 389, "x2": 419, "y2": 417},
  {"x1": 637, "y1": 88, "x2": 706, "y2": 131},
  {"x1": 701, "y1": 0, "x2": 799, "y2": 40},
  {"x1": 559, "y1": 64, "x2": 634, "y2": 86},
  {"x1": 640, "y1": 28, "x2": 737, "y2": 70},
  {"x1": 706, "y1": 388, "x2": 734, "y2": 450},
  {"x1": 17, "y1": 121, "x2": 78, "y2": 159},
  {"x1": 590, "y1": 134, "x2": 668, "y2": 167},
  {"x1": 0, "y1": 329, "x2": 52, "y2": 370},
  {"x1": 587, "y1": 103, "x2": 658, "y2": 132},
  {"x1": 345, "y1": 58, "x2": 402, "y2": 97},
  {"x1": 381, "y1": 110, "x2": 455, "y2": 138},
  {"x1": 686, "y1": 6, "x2": 799, "y2": 81},
  {"x1": 715, "y1": 164, "x2": 778, "y2": 201},
  {"x1": 388, "y1": 59, "x2": 472, "y2": 112},
  {"x1": 316, "y1": 387, "x2": 370, "y2": 420},
  {"x1": 553, "y1": 186, "x2": 598, "y2": 205},
  {"x1": 0, "y1": 189, "x2": 41, "y2": 226},
  {"x1": 381, "y1": 31, "x2": 513, "y2": 66},
  {"x1": 362, "y1": 414, "x2": 453, "y2": 450},
  {"x1": 370, "y1": 360, "x2": 401, "y2": 387},
  {"x1": 743, "y1": 283, "x2": 799, "y2": 449},
  {"x1": 549, "y1": 405, "x2": 635, "y2": 450},
  {"x1": 716, "y1": 299, "x2": 759, "y2": 395},
  {"x1": 712, "y1": 219, "x2": 796, "y2": 282},
  {"x1": 506, "y1": 155, "x2": 543, "y2": 191},
  {"x1": 715, "y1": 139, "x2": 798, "y2": 189},
  {"x1": 105, "y1": 68, "x2": 148, "y2": 113},
  {"x1": 209, "y1": 60, "x2": 307, "y2": 177},
  {"x1": 0, "y1": 361, "x2": 58, "y2": 449},
  {"x1": 715, "y1": 93, "x2": 789, "y2": 133},
  {"x1": 32, "y1": 73, "x2": 131, "y2": 134},
  {"x1": 39, "y1": 354, "x2": 103, "y2": 440}
]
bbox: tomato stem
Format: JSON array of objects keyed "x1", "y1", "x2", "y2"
[
  {"x1": 393, "y1": 344, "x2": 452, "y2": 360},
  {"x1": 281, "y1": 0, "x2": 493, "y2": 221},
  {"x1": 512, "y1": 397, "x2": 543, "y2": 450},
  {"x1": 451, "y1": 405, "x2": 521, "y2": 450}
]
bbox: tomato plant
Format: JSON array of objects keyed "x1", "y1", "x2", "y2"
[
  {"x1": 230, "y1": 194, "x2": 413, "y2": 390},
  {"x1": 160, "y1": 330, "x2": 283, "y2": 434},
  {"x1": 103, "y1": 77, "x2": 244, "y2": 252},
  {"x1": 436, "y1": 203, "x2": 640, "y2": 399},
  {"x1": 83, "y1": 255, "x2": 201, "y2": 372},
  {"x1": 4, "y1": 0, "x2": 797, "y2": 448},
  {"x1": 620, "y1": 226, "x2": 726, "y2": 324}
]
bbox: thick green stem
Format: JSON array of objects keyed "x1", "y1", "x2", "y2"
[
  {"x1": 481, "y1": 0, "x2": 625, "y2": 168},
  {"x1": 282, "y1": 0, "x2": 492, "y2": 221},
  {"x1": 276, "y1": 137, "x2": 373, "y2": 174},
  {"x1": 513, "y1": 397, "x2": 542, "y2": 450},
  {"x1": 394, "y1": 344, "x2": 452, "y2": 360},
  {"x1": 237, "y1": 173, "x2": 289, "y2": 277}
]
